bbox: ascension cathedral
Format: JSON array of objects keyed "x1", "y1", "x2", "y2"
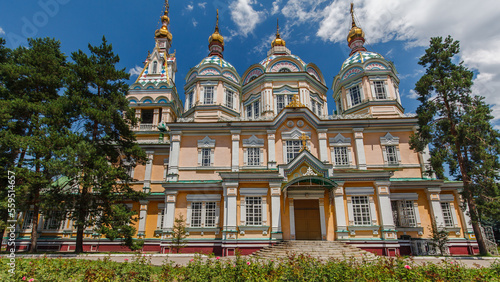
[{"x1": 14, "y1": 2, "x2": 479, "y2": 256}]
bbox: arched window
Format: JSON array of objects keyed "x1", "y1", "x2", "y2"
[
  {"x1": 153, "y1": 61, "x2": 158, "y2": 74},
  {"x1": 278, "y1": 68, "x2": 291, "y2": 73}
]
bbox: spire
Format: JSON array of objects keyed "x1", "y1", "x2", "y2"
[
  {"x1": 155, "y1": 0, "x2": 172, "y2": 41},
  {"x1": 208, "y1": 9, "x2": 225, "y2": 58},
  {"x1": 347, "y1": 3, "x2": 366, "y2": 55},
  {"x1": 271, "y1": 18, "x2": 286, "y2": 48}
]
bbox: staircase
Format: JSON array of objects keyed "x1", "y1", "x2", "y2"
[{"x1": 252, "y1": 240, "x2": 377, "y2": 260}]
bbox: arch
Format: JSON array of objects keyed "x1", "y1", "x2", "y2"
[
  {"x1": 242, "y1": 66, "x2": 264, "y2": 85},
  {"x1": 199, "y1": 67, "x2": 221, "y2": 76},
  {"x1": 155, "y1": 96, "x2": 169, "y2": 103},
  {"x1": 268, "y1": 60, "x2": 301, "y2": 73},
  {"x1": 140, "y1": 96, "x2": 154, "y2": 104},
  {"x1": 283, "y1": 176, "x2": 337, "y2": 192},
  {"x1": 341, "y1": 67, "x2": 363, "y2": 80},
  {"x1": 128, "y1": 99, "x2": 137, "y2": 103},
  {"x1": 186, "y1": 71, "x2": 198, "y2": 82},
  {"x1": 222, "y1": 71, "x2": 238, "y2": 83}
]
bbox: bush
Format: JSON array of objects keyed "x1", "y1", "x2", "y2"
[{"x1": 1, "y1": 254, "x2": 499, "y2": 281}]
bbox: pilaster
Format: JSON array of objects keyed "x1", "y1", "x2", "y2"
[
  {"x1": 222, "y1": 181, "x2": 238, "y2": 240},
  {"x1": 138, "y1": 200, "x2": 149, "y2": 237},
  {"x1": 353, "y1": 128, "x2": 367, "y2": 170},
  {"x1": 375, "y1": 181, "x2": 396, "y2": 240},
  {"x1": 143, "y1": 150, "x2": 154, "y2": 193},
  {"x1": 231, "y1": 130, "x2": 240, "y2": 172},
  {"x1": 267, "y1": 130, "x2": 277, "y2": 169},
  {"x1": 270, "y1": 183, "x2": 282, "y2": 240},
  {"x1": 426, "y1": 187, "x2": 445, "y2": 227},
  {"x1": 334, "y1": 182, "x2": 348, "y2": 240},
  {"x1": 163, "y1": 191, "x2": 178, "y2": 236},
  {"x1": 318, "y1": 129, "x2": 328, "y2": 163},
  {"x1": 167, "y1": 132, "x2": 181, "y2": 181}
]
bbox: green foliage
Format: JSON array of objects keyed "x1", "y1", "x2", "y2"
[
  {"x1": 1, "y1": 256, "x2": 499, "y2": 282},
  {"x1": 170, "y1": 215, "x2": 187, "y2": 253},
  {"x1": 62, "y1": 36, "x2": 147, "y2": 253},
  {"x1": 409, "y1": 35, "x2": 500, "y2": 254},
  {"x1": 429, "y1": 219, "x2": 449, "y2": 255}
]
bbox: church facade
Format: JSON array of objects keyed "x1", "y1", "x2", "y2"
[{"x1": 12, "y1": 3, "x2": 478, "y2": 256}]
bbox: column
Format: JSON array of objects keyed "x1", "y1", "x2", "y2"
[
  {"x1": 222, "y1": 182, "x2": 238, "y2": 240},
  {"x1": 167, "y1": 131, "x2": 181, "y2": 182},
  {"x1": 318, "y1": 129, "x2": 328, "y2": 163},
  {"x1": 231, "y1": 130, "x2": 240, "y2": 172},
  {"x1": 267, "y1": 130, "x2": 276, "y2": 169},
  {"x1": 163, "y1": 191, "x2": 177, "y2": 235},
  {"x1": 143, "y1": 151, "x2": 154, "y2": 193},
  {"x1": 353, "y1": 128, "x2": 367, "y2": 170},
  {"x1": 426, "y1": 188, "x2": 445, "y2": 227},
  {"x1": 319, "y1": 198, "x2": 327, "y2": 240},
  {"x1": 334, "y1": 183, "x2": 348, "y2": 240},
  {"x1": 270, "y1": 183, "x2": 282, "y2": 240},
  {"x1": 135, "y1": 108, "x2": 141, "y2": 130},
  {"x1": 375, "y1": 182, "x2": 396, "y2": 240},
  {"x1": 289, "y1": 198, "x2": 295, "y2": 240},
  {"x1": 138, "y1": 200, "x2": 149, "y2": 238},
  {"x1": 153, "y1": 108, "x2": 160, "y2": 129},
  {"x1": 453, "y1": 190, "x2": 474, "y2": 240}
]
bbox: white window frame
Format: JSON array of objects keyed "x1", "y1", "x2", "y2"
[
  {"x1": 197, "y1": 136, "x2": 216, "y2": 167},
  {"x1": 334, "y1": 147, "x2": 349, "y2": 166},
  {"x1": 247, "y1": 147, "x2": 260, "y2": 166},
  {"x1": 204, "y1": 86, "x2": 214, "y2": 105},
  {"x1": 345, "y1": 187, "x2": 377, "y2": 226},
  {"x1": 347, "y1": 84, "x2": 363, "y2": 107},
  {"x1": 392, "y1": 200, "x2": 417, "y2": 227},
  {"x1": 186, "y1": 194, "x2": 221, "y2": 228},
  {"x1": 245, "y1": 197, "x2": 262, "y2": 226},
  {"x1": 329, "y1": 134, "x2": 352, "y2": 167},
  {"x1": 440, "y1": 202, "x2": 455, "y2": 227},
  {"x1": 370, "y1": 80, "x2": 388, "y2": 100},
  {"x1": 242, "y1": 135, "x2": 265, "y2": 167},
  {"x1": 390, "y1": 193, "x2": 421, "y2": 228},
  {"x1": 225, "y1": 88, "x2": 234, "y2": 109},
  {"x1": 351, "y1": 196, "x2": 372, "y2": 226},
  {"x1": 385, "y1": 145, "x2": 398, "y2": 165},
  {"x1": 23, "y1": 210, "x2": 34, "y2": 230},
  {"x1": 186, "y1": 90, "x2": 194, "y2": 110},
  {"x1": 239, "y1": 188, "x2": 268, "y2": 226},
  {"x1": 245, "y1": 100, "x2": 261, "y2": 119},
  {"x1": 285, "y1": 140, "x2": 301, "y2": 163},
  {"x1": 380, "y1": 132, "x2": 401, "y2": 166},
  {"x1": 156, "y1": 203, "x2": 165, "y2": 230},
  {"x1": 43, "y1": 211, "x2": 64, "y2": 230}
]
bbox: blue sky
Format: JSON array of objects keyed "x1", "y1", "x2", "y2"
[{"x1": 1, "y1": 0, "x2": 499, "y2": 125}]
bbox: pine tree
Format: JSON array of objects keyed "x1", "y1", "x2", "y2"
[
  {"x1": 0, "y1": 38, "x2": 72, "y2": 252},
  {"x1": 65, "y1": 36, "x2": 147, "y2": 253},
  {"x1": 410, "y1": 36, "x2": 500, "y2": 255},
  {"x1": 170, "y1": 215, "x2": 187, "y2": 253}
]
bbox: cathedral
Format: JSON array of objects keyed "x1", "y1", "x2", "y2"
[{"x1": 14, "y1": 2, "x2": 478, "y2": 256}]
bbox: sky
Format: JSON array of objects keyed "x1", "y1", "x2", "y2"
[{"x1": 1, "y1": 0, "x2": 500, "y2": 127}]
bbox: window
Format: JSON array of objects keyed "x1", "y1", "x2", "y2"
[
  {"x1": 225, "y1": 89, "x2": 234, "y2": 109},
  {"x1": 152, "y1": 61, "x2": 158, "y2": 74},
  {"x1": 334, "y1": 147, "x2": 349, "y2": 166},
  {"x1": 310, "y1": 99, "x2": 323, "y2": 116},
  {"x1": 247, "y1": 147, "x2": 260, "y2": 166},
  {"x1": 205, "y1": 202, "x2": 217, "y2": 227},
  {"x1": 204, "y1": 86, "x2": 214, "y2": 104},
  {"x1": 278, "y1": 68, "x2": 291, "y2": 73},
  {"x1": 385, "y1": 146, "x2": 398, "y2": 165},
  {"x1": 141, "y1": 109, "x2": 154, "y2": 124},
  {"x1": 190, "y1": 202, "x2": 203, "y2": 227},
  {"x1": 23, "y1": 211, "x2": 34, "y2": 229},
  {"x1": 286, "y1": 140, "x2": 301, "y2": 163},
  {"x1": 201, "y1": 148, "x2": 211, "y2": 167},
  {"x1": 352, "y1": 196, "x2": 371, "y2": 226},
  {"x1": 246, "y1": 100, "x2": 261, "y2": 119},
  {"x1": 349, "y1": 85, "x2": 362, "y2": 106},
  {"x1": 186, "y1": 91, "x2": 194, "y2": 110},
  {"x1": 276, "y1": 94, "x2": 293, "y2": 113},
  {"x1": 373, "y1": 81, "x2": 387, "y2": 99},
  {"x1": 157, "y1": 208, "x2": 165, "y2": 230},
  {"x1": 245, "y1": 197, "x2": 262, "y2": 226},
  {"x1": 391, "y1": 200, "x2": 417, "y2": 227},
  {"x1": 43, "y1": 212, "x2": 63, "y2": 230},
  {"x1": 441, "y1": 202, "x2": 454, "y2": 227}
]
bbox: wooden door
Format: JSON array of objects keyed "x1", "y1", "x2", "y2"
[{"x1": 294, "y1": 199, "x2": 321, "y2": 240}]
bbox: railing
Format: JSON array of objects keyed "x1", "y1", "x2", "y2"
[
  {"x1": 138, "y1": 123, "x2": 155, "y2": 131},
  {"x1": 481, "y1": 225, "x2": 499, "y2": 256},
  {"x1": 410, "y1": 239, "x2": 449, "y2": 256}
]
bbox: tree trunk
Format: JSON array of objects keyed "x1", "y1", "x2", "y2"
[
  {"x1": 29, "y1": 193, "x2": 39, "y2": 253},
  {"x1": 75, "y1": 185, "x2": 89, "y2": 254},
  {"x1": 466, "y1": 195, "x2": 488, "y2": 255}
]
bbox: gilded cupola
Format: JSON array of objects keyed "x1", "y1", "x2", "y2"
[
  {"x1": 208, "y1": 10, "x2": 225, "y2": 58},
  {"x1": 155, "y1": 0, "x2": 172, "y2": 41},
  {"x1": 271, "y1": 19, "x2": 286, "y2": 47}
]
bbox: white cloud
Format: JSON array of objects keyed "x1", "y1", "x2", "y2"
[
  {"x1": 311, "y1": 0, "x2": 500, "y2": 121},
  {"x1": 271, "y1": 0, "x2": 282, "y2": 15},
  {"x1": 281, "y1": 0, "x2": 326, "y2": 25},
  {"x1": 128, "y1": 65, "x2": 143, "y2": 77},
  {"x1": 0, "y1": 27, "x2": 5, "y2": 35},
  {"x1": 198, "y1": 2, "x2": 207, "y2": 9},
  {"x1": 252, "y1": 33, "x2": 276, "y2": 54},
  {"x1": 186, "y1": 5, "x2": 194, "y2": 11},
  {"x1": 192, "y1": 18, "x2": 198, "y2": 27},
  {"x1": 407, "y1": 89, "x2": 419, "y2": 99},
  {"x1": 229, "y1": 0, "x2": 266, "y2": 37}
]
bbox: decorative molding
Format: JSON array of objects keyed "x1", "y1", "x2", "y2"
[
  {"x1": 242, "y1": 135, "x2": 265, "y2": 147},
  {"x1": 329, "y1": 133, "x2": 351, "y2": 147},
  {"x1": 198, "y1": 136, "x2": 216, "y2": 148},
  {"x1": 380, "y1": 132, "x2": 400, "y2": 145}
]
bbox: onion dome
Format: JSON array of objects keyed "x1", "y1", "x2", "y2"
[
  {"x1": 271, "y1": 19, "x2": 286, "y2": 47},
  {"x1": 346, "y1": 3, "x2": 367, "y2": 55},
  {"x1": 155, "y1": 0, "x2": 172, "y2": 41},
  {"x1": 209, "y1": 10, "x2": 224, "y2": 46}
]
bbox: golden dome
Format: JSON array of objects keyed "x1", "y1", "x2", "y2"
[
  {"x1": 271, "y1": 19, "x2": 286, "y2": 47},
  {"x1": 347, "y1": 3, "x2": 364, "y2": 43},
  {"x1": 155, "y1": 1, "x2": 172, "y2": 41},
  {"x1": 209, "y1": 10, "x2": 224, "y2": 46}
]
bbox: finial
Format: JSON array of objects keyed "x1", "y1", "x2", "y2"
[
  {"x1": 165, "y1": 0, "x2": 169, "y2": 15},
  {"x1": 216, "y1": 9, "x2": 219, "y2": 31},
  {"x1": 350, "y1": 3, "x2": 356, "y2": 28},
  {"x1": 277, "y1": 18, "x2": 280, "y2": 37}
]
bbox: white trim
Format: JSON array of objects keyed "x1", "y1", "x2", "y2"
[
  {"x1": 345, "y1": 187, "x2": 374, "y2": 195},
  {"x1": 239, "y1": 188, "x2": 268, "y2": 196},
  {"x1": 391, "y1": 193, "x2": 418, "y2": 200},
  {"x1": 440, "y1": 194, "x2": 455, "y2": 202},
  {"x1": 186, "y1": 194, "x2": 222, "y2": 201}
]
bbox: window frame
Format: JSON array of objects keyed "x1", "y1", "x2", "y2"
[
  {"x1": 440, "y1": 202, "x2": 454, "y2": 227},
  {"x1": 245, "y1": 196, "x2": 263, "y2": 226},
  {"x1": 225, "y1": 88, "x2": 234, "y2": 109},
  {"x1": 204, "y1": 86, "x2": 214, "y2": 105},
  {"x1": 373, "y1": 80, "x2": 387, "y2": 99},
  {"x1": 348, "y1": 85, "x2": 362, "y2": 106},
  {"x1": 285, "y1": 140, "x2": 301, "y2": 163},
  {"x1": 351, "y1": 196, "x2": 372, "y2": 226}
]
